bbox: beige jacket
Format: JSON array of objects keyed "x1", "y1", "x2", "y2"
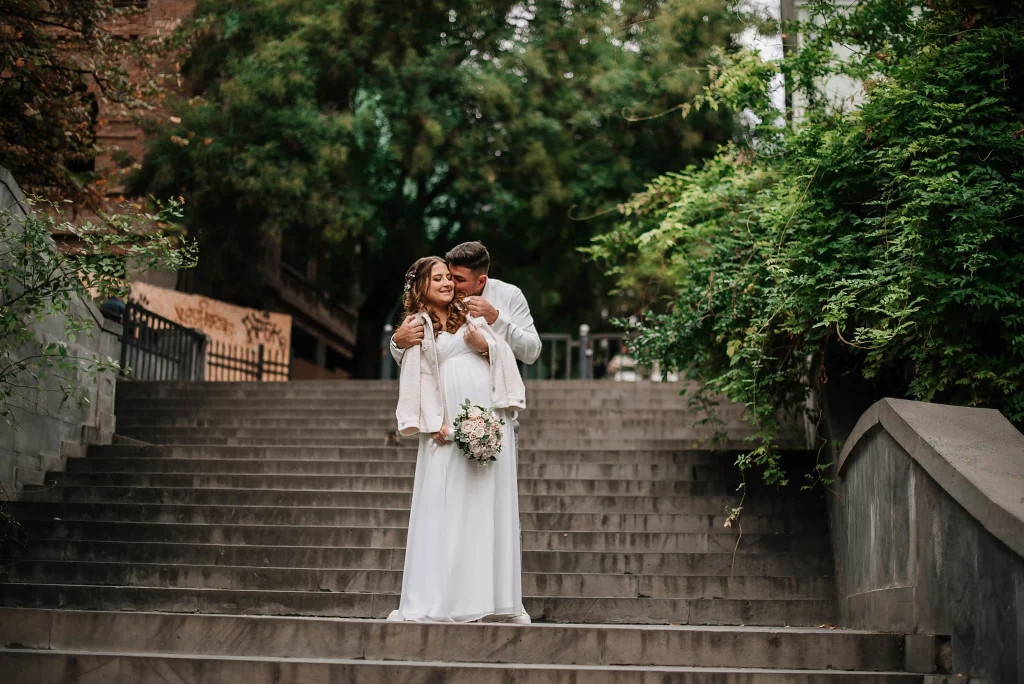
[{"x1": 396, "y1": 312, "x2": 526, "y2": 436}]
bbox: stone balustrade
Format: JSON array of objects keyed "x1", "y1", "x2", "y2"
[{"x1": 829, "y1": 398, "x2": 1024, "y2": 682}]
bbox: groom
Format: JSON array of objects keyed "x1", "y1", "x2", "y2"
[{"x1": 391, "y1": 241, "x2": 542, "y2": 366}]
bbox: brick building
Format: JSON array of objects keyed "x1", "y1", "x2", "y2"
[
  {"x1": 95, "y1": 0, "x2": 357, "y2": 378},
  {"x1": 91, "y1": 0, "x2": 196, "y2": 189}
]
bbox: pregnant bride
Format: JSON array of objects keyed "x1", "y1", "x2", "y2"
[{"x1": 389, "y1": 256, "x2": 530, "y2": 624}]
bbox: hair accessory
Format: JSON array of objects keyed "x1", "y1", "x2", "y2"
[{"x1": 403, "y1": 270, "x2": 415, "y2": 294}]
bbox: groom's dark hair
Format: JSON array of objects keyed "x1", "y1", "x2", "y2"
[{"x1": 446, "y1": 241, "x2": 490, "y2": 274}]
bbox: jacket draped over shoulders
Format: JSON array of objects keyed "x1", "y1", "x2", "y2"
[{"x1": 396, "y1": 312, "x2": 526, "y2": 436}]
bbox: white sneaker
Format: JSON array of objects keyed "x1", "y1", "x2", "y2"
[{"x1": 509, "y1": 613, "x2": 531, "y2": 625}]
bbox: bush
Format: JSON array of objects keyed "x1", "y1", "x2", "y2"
[
  {"x1": 589, "y1": 0, "x2": 1024, "y2": 486},
  {"x1": 1, "y1": 195, "x2": 196, "y2": 424}
]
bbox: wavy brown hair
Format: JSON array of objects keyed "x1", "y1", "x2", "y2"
[{"x1": 402, "y1": 256, "x2": 467, "y2": 337}]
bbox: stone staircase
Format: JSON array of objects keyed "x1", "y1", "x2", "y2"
[{"x1": 0, "y1": 380, "x2": 926, "y2": 681}]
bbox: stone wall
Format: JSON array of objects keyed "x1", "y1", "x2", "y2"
[
  {"x1": 0, "y1": 168, "x2": 121, "y2": 499},
  {"x1": 829, "y1": 398, "x2": 1024, "y2": 683}
]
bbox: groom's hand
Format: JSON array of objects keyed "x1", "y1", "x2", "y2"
[
  {"x1": 466, "y1": 296, "x2": 499, "y2": 325},
  {"x1": 394, "y1": 316, "x2": 425, "y2": 349}
]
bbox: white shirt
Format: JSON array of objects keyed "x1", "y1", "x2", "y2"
[{"x1": 392, "y1": 277, "x2": 542, "y2": 366}]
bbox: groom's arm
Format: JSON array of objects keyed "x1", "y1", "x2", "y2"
[
  {"x1": 390, "y1": 316, "x2": 424, "y2": 366},
  {"x1": 490, "y1": 287, "x2": 542, "y2": 365},
  {"x1": 390, "y1": 337, "x2": 407, "y2": 366}
]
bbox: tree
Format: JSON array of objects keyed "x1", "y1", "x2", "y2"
[
  {"x1": 133, "y1": 0, "x2": 740, "y2": 375},
  {"x1": 0, "y1": 0, "x2": 169, "y2": 207},
  {"x1": 590, "y1": 0, "x2": 1024, "y2": 485},
  {"x1": 1, "y1": 194, "x2": 196, "y2": 425}
]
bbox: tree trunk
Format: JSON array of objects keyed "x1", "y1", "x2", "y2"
[{"x1": 351, "y1": 281, "x2": 402, "y2": 378}]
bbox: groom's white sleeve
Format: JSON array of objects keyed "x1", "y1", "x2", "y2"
[
  {"x1": 390, "y1": 337, "x2": 406, "y2": 366},
  {"x1": 491, "y1": 287, "x2": 542, "y2": 365}
]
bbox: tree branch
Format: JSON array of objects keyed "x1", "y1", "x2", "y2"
[{"x1": 0, "y1": 8, "x2": 84, "y2": 34}]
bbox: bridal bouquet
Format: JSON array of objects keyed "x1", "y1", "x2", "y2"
[{"x1": 450, "y1": 399, "x2": 504, "y2": 465}]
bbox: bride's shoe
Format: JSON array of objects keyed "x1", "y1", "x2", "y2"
[{"x1": 509, "y1": 613, "x2": 531, "y2": 625}]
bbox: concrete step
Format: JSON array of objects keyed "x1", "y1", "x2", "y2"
[
  {"x1": 1, "y1": 561, "x2": 834, "y2": 600},
  {"x1": 114, "y1": 416, "x2": 727, "y2": 430},
  {"x1": 0, "y1": 583, "x2": 836, "y2": 624},
  {"x1": 115, "y1": 379, "x2": 690, "y2": 393},
  {"x1": 0, "y1": 649, "x2": 923, "y2": 683},
  {"x1": 6, "y1": 541, "x2": 835, "y2": 576},
  {"x1": 0, "y1": 608, "x2": 910, "y2": 671},
  {"x1": 112, "y1": 395, "x2": 696, "y2": 409},
  {"x1": 114, "y1": 405, "x2": 713, "y2": 418},
  {"x1": 112, "y1": 389, "x2": 686, "y2": 400},
  {"x1": 21, "y1": 485, "x2": 819, "y2": 515},
  {"x1": 115, "y1": 427, "x2": 738, "y2": 442},
  {"x1": 84, "y1": 444, "x2": 756, "y2": 465},
  {"x1": 39, "y1": 471, "x2": 754, "y2": 496},
  {"x1": 65, "y1": 458, "x2": 731, "y2": 482},
  {"x1": 114, "y1": 397, "x2": 697, "y2": 407},
  {"x1": 114, "y1": 409, "x2": 716, "y2": 422},
  {"x1": 113, "y1": 434, "x2": 409, "y2": 447},
  {"x1": 116, "y1": 421, "x2": 734, "y2": 434},
  {"x1": 9, "y1": 502, "x2": 827, "y2": 534},
  {"x1": 8, "y1": 520, "x2": 831, "y2": 554},
  {"x1": 115, "y1": 427, "x2": 417, "y2": 439},
  {"x1": 113, "y1": 434, "x2": 771, "y2": 449},
  {"x1": 113, "y1": 399, "x2": 707, "y2": 414}
]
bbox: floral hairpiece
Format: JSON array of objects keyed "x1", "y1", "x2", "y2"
[{"x1": 403, "y1": 270, "x2": 415, "y2": 294}]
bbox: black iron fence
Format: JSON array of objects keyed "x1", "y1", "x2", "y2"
[
  {"x1": 120, "y1": 302, "x2": 206, "y2": 381},
  {"x1": 120, "y1": 302, "x2": 291, "y2": 382},
  {"x1": 207, "y1": 340, "x2": 289, "y2": 382}
]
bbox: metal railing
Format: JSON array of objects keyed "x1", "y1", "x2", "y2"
[
  {"x1": 120, "y1": 302, "x2": 206, "y2": 381},
  {"x1": 534, "y1": 328, "x2": 636, "y2": 381},
  {"x1": 207, "y1": 340, "x2": 290, "y2": 382},
  {"x1": 379, "y1": 323, "x2": 666, "y2": 381},
  {"x1": 120, "y1": 303, "x2": 291, "y2": 382},
  {"x1": 522, "y1": 333, "x2": 574, "y2": 380}
]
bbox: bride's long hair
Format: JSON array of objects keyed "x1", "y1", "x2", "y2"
[{"x1": 403, "y1": 256, "x2": 467, "y2": 337}]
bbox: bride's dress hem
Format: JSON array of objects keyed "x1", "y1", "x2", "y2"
[{"x1": 386, "y1": 606, "x2": 519, "y2": 624}]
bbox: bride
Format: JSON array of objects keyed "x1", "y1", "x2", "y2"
[{"x1": 389, "y1": 256, "x2": 530, "y2": 624}]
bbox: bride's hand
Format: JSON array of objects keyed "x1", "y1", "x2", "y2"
[
  {"x1": 431, "y1": 425, "x2": 451, "y2": 446},
  {"x1": 464, "y1": 322, "x2": 488, "y2": 354}
]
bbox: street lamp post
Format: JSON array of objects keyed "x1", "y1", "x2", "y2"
[{"x1": 578, "y1": 323, "x2": 591, "y2": 380}]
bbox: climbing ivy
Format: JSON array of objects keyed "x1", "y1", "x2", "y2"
[{"x1": 588, "y1": 0, "x2": 1024, "y2": 486}]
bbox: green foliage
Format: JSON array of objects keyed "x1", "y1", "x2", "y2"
[
  {"x1": 0, "y1": 1, "x2": 171, "y2": 207},
  {"x1": 0, "y1": 197, "x2": 197, "y2": 425},
  {"x1": 590, "y1": 0, "x2": 1024, "y2": 485},
  {"x1": 133, "y1": 0, "x2": 741, "y2": 373}
]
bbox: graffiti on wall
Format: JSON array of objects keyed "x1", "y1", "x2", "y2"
[
  {"x1": 242, "y1": 311, "x2": 287, "y2": 350},
  {"x1": 131, "y1": 282, "x2": 291, "y2": 353},
  {"x1": 176, "y1": 300, "x2": 236, "y2": 336}
]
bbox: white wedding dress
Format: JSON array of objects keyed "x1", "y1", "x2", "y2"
[{"x1": 388, "y1": 327, "x2": 525, "y2": 622}]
